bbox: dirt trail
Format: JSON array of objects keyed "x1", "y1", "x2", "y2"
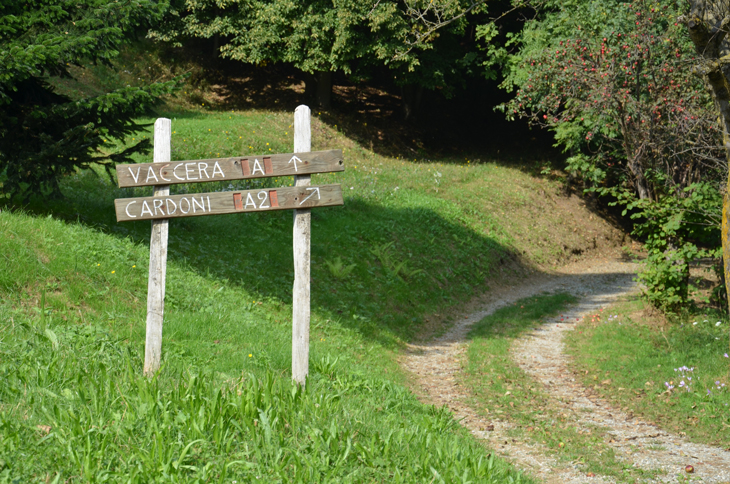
[{"x1": 403, "y1": 258, "x2": 730, "y2": 483}]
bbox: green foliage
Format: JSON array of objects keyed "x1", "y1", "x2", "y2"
[
  {"x1": 501, "y1": 0, "x2": 721, "y2": 196},
  {"x1": 325, "y1": 256, "x2": 357, "y2": 280},
  {"x1": 0, "y1": 0, "x2": 178, "y2": 201},
  {"x1": 618, "y1": 184, "x2": 721, "y2": 311},
  {"x1": 150, "y1": 0, "x2": 480, "y2": 93},
  {"x1": 498, "y1": 0, "x2": 724, "y2": 311},
  {"x1": 370, "y1": 241, "x2": 425, "y2": 281}
]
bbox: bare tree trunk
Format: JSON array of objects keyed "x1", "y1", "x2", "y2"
[
  {"x1": 303, "y1": 71, "x2": 332, "y2": 109},
  {"x1": 315, "y1": 71, "x2": 332, "y2": 109},
  {"x1": 304, "y1": 72, "x2": 317, "y2": 102},
  {"x1": 401, "y1": 84, "x2": 424, "y2": 120},
  {"x1": 628, "y1": 155, "x2": 651, "y2": 200}
]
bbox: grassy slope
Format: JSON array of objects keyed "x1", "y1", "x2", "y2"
[
  {"x1": 1, "y1": 106, "x2": 613, "y2": 481},
  {"x1": 2, "y1": 211, "x2": 531, "y2": 483},
  {"x1": 0, "y1": 51, "x2": 628, "y2": 481}
]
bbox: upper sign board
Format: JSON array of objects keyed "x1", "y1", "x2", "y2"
[{"x1": 116, "y1": 149, "x2": 344, "y2": 188}]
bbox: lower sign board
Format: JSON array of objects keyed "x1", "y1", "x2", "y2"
[{"x1": 115, "y1": 184, "x2": 343, "y2": 222}]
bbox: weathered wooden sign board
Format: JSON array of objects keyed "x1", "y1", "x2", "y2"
[
  {"x1": 115, "y1": 184, "x2": 343, "y2": 221},
  {"x1": 115, "y1": 106, "x2": 340, "y2": 384},
  {"x1": 116, "y1": 149, "x2": 343, "y2": 188}
]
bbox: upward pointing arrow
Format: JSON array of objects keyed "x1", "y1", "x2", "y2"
[{"x1": 289, "y1": 155, "x2": 303, "y2": 172}]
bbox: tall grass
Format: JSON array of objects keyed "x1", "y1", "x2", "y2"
[
  {"x1": 0, "y1": 313, "x2": 529, "y2": 482},
  {"x1": 0, "y1": 208, "x2": 532, "y2": 482}
]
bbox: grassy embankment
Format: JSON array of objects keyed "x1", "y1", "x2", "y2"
[
  {"x1": 0, "y1": 47, "x2": 625, "y2": 481},
  {"x1": 0, "y1": 108, "x2": 597, "y2": 483},
  {"x1": 566, "y1": 297, "x2": 730, "y2": 448}
]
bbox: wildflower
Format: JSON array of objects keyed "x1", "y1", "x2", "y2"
[
  {"x1": 132, "y1": 265, "x2": 136, "y2": 268},
  {"x1": 693, "y1": 322, "x2": 698, "y2": 325},
  {"x1": 111, "y1": 271, "x2": 115, "y2": 274},
  {"x1": 248, "y1": 354, "x2": 252, "y2": 357},
  {"x1": 707, "y1": 389, "x2": 712, "y2": 395},
  {"x1": 725, "y1": 353, "x2": 729, "y2": 358}
]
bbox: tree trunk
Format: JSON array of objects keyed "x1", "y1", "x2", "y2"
[
  {"x1": 315, "y1": 71, "x2": 332, "y2": 109},
  {"x1": 303, "y1": 71, "x2": 333, "y2": 109},
  {"x1": 628, "y1": 155, "x2": 651, "y2": 200},
  {"x1": 683, "y1": 3, "x2": 730, "y2": 322},
  {"x1": 304, "y1": 72, "x2": 317, "y2": 102},
  {"x1": 401, "y1": 84, "x2": 424, "y2": 120}
]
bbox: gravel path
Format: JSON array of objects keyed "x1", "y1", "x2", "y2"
[{"x1": 403, "y1": 258, "x2": 730, "y2": 483}]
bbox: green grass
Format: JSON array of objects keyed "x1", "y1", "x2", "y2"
[
  {"x1": 565, "y1": 297, "x2": 730, "y2": 448},
  {"x1": 0, "y1": 37, "x2": 638, "y2": 481},
  {"x1": 4, "y1": 80, "x2": 622, "y2": 480},
  {"x1": 0, "y1": 108, "x2": 562, "y2": 482},
  {"x1": 0, "y1": 210, "x2": 533, "y2": 483},
  {"x1": 30, "y1": 108, "x2": 593, "y2": 348},
  {"x1": 462, "y1": 294, "x2": 660, "y2": 482}
]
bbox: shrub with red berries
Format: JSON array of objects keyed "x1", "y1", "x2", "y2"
[
  {"x1": 501, "y1": 0, "x2": 722, "y2": 200},
  {"x1": 498, "y1": 0, "x2": 725, "y2": 311}
]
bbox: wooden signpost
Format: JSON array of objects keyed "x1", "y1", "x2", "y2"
[{"x1": 115, "y1": 106, "x2": 342, "y2": 383}]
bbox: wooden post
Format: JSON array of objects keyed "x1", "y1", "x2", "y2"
[
  {"x1": 144, "y1": 118, "x2": 171, "y2": 377},
  {"x1": 292, "y1": 105, "x2": 311, "y2": 385}
]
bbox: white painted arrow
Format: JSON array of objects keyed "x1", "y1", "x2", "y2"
[
  {"x1": 289, "y1": 155, "x2": 303, "y2": 172},
  {"x1": 300, "y1": 187, "x2": 320, "y2": 205}
]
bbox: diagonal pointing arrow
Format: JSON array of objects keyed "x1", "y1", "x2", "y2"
[
  {"x1": 300, "y1": 187, "x2": 320, "y2": 205},
  {"x1": 289, "y1": 155, "x2": 303, "y2": 172}
]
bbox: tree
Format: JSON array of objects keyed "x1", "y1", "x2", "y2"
[
  {"x1": 0, "y1": 0, "x2": 177, "y2": 201},
  {"x1": 499, "y1": 0, "x2": 725, "y2": 310},
  {"x1": 149, "y1": 0, "x2": 483, "y2": 110},
  {"x1": 684, "y1": 1, "x2": 730, "y2": 317}
]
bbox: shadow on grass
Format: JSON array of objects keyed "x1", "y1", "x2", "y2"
[
  {"x1": 25, "y1": 174, "x2": 528, "y2": 350},
  {"x1": 152, "y1": 49, "x2": 564, "y2": 169}
]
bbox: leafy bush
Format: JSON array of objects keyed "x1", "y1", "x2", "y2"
[{"x1": 498, "y1": 0, "x2": 724, "y2": 310}]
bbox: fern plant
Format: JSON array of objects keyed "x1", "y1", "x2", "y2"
[{"x1": 325, "y1": 256, "x2": 356, "y2": 280}]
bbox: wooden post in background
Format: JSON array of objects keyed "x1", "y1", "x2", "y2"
[
  {"x1": 144, "y1": 118, "x2": 171, "y2": 377},
  {"x1": 292, "y1": 105, "x2": 311, "y2": 385}
]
